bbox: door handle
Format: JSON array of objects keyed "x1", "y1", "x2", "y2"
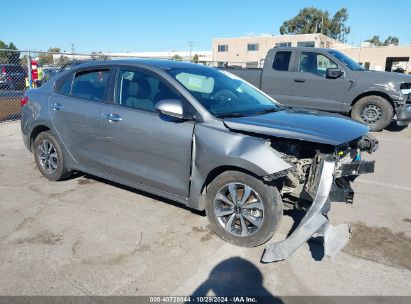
[
  {"x1": 50, "y1": 102, "x2": 64, "y2": 110},
  {"x1": 294, "y1": 79, "x2": 306, "y2": 83},
  {"x1": 105, "y1": 113, "x2": 122, "y2": 122}
]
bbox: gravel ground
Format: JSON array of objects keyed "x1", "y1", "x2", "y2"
[{"x1": 0, "y1": 121, "x2": 410, "y2": 299}]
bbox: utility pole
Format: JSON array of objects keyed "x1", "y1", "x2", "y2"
[
  {"x1": 71, "y1": 43, "x2": 75, "y2": 59},
  {"x1": 188, "y1": 41, "x2": 194, "y2": 61}
]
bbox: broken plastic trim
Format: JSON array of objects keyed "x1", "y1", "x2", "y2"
[
  {"x1": 261, "y1": 153, "x2": 351, "y2": 262},
  {"x1": 263, "y1": 168, "x2": 292, "y2": 182}
]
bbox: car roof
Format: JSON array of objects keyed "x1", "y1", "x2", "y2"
[{"x1": 71, "y1": 58, "x2": 212, "y2": 71}]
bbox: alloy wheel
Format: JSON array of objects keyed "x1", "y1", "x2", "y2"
[
  {"x1": 213, "y1": 183, "x2": 264, "y2": 237},
  {"x1": 37, "y1": 139, "x2": 58, "y2": 175}
]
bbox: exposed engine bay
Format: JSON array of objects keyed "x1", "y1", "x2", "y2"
[
  {"x1": 266, "y1": 134, "x2": 377, "y2": 206},
  {"x1": 261, "y1": 134, "x2": 378, "y2": 262}
]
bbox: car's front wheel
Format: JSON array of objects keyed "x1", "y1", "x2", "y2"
[
  {"x1": 33, "y1": 131, "x2": 71, "y2": 181},
  {"x1": 205, "y1": 171, "x2": 283, "y2": 247}
]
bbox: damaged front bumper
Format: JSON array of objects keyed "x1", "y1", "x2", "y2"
[
  {"x1": 396, "y1": 103, "x2": 411, "y2": 126},
  {"x1": 262, "y1": 153, "x2": 375, "y2": 263}
]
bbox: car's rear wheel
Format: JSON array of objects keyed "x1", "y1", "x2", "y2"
[
  {"x1": 205, "y1": 171, "x2": 282, "y2": 247},
  {"x1": 33, "y1": 131, "x2": 71, "y2": 181},
  {"x1": 351, "y1": 95, "x2": 394, "y2": 131}
]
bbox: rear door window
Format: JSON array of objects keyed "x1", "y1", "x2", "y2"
[
  {"x1": 272, "y1": 51, "x2": 292, "y2": 71},
  {"x1": 71, "y1": 69, "x2": 109, "y2": 101},
  {"x1": 56, "y1": 74, "x2": 73, "y2": 95}
]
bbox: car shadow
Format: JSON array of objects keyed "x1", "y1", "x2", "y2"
[
  {"x1": 190, "y1": 257, "x2": 283, "y2": 303},
  {"x1": 68, "y1": 172, "x2": 205, "y2": 216},
  {"x1": 384, "y1": 120, "x2": 408, "y2": 132}
]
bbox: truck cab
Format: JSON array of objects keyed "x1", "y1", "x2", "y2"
[{"x1": 227, "y1": 47, "x2": 411, "y2": 131}]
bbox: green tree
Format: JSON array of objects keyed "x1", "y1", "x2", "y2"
[
  {"x1": 279, "y1": 7, "x2": 351, "y2": 42},
  {"x1": 384, "y1": 36, "x2": 399, "y2": 46},
  {"x1": 365, "y1": 35, "x2": 399, "y2": 46},
  {"x1": 365, "y1": 35, "x2": 382, "y2": 46},
  {"x1": 90, "y1": 51, "x2": 110, "y2": 60},
  {"x1": 192, "y1": 53, "x2": 199, "y2": 63},
  {"x1": 38, "y1": 47, "x2": 61, "y2": 66},
  {"x1": 171, "y1": 54, "x2": 183, "y2": 61},
  {"x1": 56, "y1": 55, "x2": 71, "y2": 67},
  {"x1": 0, "y1": 40, "x2": 20, "y2": 64}
]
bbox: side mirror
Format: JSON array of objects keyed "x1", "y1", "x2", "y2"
[
  {"x1": 326, "y1": 68, "x2": 344, "y2": 79},
  {"x1": 155, "y1": 99, "x2": 187, "y2": 120}
]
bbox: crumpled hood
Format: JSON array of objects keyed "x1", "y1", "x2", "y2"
[{"x1": 223, "y1": 108, "x2": 369, "y2": 146}]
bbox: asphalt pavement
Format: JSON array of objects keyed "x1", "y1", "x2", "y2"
[{"x1": 0, "y1": 121, "x2": 410, "y2": 298}]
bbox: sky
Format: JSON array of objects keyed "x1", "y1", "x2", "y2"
[{"x1": 2, "y1": 0, "x2": 411, "y2": 53}]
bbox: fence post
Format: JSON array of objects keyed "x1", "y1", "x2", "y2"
[{"x1": 26, "y1": 51, "x2": 32, "y2": 89}]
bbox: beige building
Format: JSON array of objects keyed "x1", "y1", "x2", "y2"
[
  {"x1": 336, "y1": 45, "x2": 411, "y2": 72},
  {"x1": 212, "y1": 33, "x2": 411, "y2": 73}
]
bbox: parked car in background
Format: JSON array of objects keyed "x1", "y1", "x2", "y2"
[
  {"x1": 225, "y1": 47, "x2": 411, "y2": 131},
  {"x1": 21, "y1": 60, "x2": 377, "y2": 261},
  {"x1": 0, "y1": 64, "x2": 27, "y2": 91}
]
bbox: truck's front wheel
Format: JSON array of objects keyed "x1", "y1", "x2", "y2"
[
  {"x1": 351, "y1": 95, "x2": 394, "y2": 131},
  {"x1": 205, "y1": 171, "x2": 282, "y2": 247}
]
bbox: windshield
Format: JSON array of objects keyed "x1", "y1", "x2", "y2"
[
  {"x1": 165, "y1": 67, "x2": 281, "y2": 118},
  {"x1": 328, "y1": 50, "x2": 365, "y2": 71}
]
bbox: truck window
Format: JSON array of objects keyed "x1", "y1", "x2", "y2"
[
  {"x1": 298, "y1": 52, "x2": 337, "y2": 77},
  {"x1": 272, "y1": 51, "x2": 291, "y2": 71}
]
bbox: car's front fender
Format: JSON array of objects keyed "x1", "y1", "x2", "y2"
[{"x1": 187, "y1": 123, "x2": 292, "y2": 210}]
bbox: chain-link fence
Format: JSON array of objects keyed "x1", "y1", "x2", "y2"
[
  {"x1": 0, "y1": 49, "x2": 152, "y2": 122},
  {"x1": 0, "y1": 48, "x2": 257, "y2": 123}
]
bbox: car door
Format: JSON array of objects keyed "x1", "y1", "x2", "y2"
[
  {"x1": 287, "y1": 51, "x2": 348, "y2": 112},
  {"x1": 49, "y1": 67, "x2": 112, "y2": 171},
  {"x1": 101, "y1": 67, "x2": 195, "y2": 198},
  {"x1": 260, "y1": 50, "x2": 296, "y2": 105}
]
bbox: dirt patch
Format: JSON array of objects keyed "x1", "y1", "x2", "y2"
[
  {"x1": 200, "y1": 231, "x2": 215, "y2": 242},
  {"x1": 402, "y1": 218, "x2": 411, "y2": 223},
  {"x1": 192, "y1": 225, "x2": 212, "y2": 233},
  {"x1": 12, "y1": 231, "x2": 63, "y2": 246},
  {"x1": 343, "y1": 222, "x2": 411, "y2": 270},
  {"x1": 78, "y1": 178, "x2": 96, "y2": 185},
  {"x1": 192, "y1": 225, "x2": 215, "y2": 242},
  {"x1": 49, "y1": 188, "x2": 77, "y2": 199},
  {"x1": 80, "y1": 243, "x2": 148, "y2": 265},
  {"x1": 15, "y1": 217, "x2": 36, "y2": 231}
]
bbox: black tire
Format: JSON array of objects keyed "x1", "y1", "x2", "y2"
[
  {"x1": 205, "y1": 171, "x2": 283, "y2": 247},
  {"x1": 351, "y1": 95, "x2": 394, "y2": 131},
  {"x1": 33, "y1": 131, "x2": 71, "y2": 181}
]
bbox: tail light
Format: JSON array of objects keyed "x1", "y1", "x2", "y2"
[{"x1": 20, "y1": 96, "x2": 29, "y2": 107}]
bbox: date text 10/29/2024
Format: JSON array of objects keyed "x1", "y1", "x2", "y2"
[{"x1": 150, "y1": 296, "x2": 260, "y2": 303}]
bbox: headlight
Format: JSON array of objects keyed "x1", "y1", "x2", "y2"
[{"x1": 400, "y1": 83, "x2": 411, "y2": 95}]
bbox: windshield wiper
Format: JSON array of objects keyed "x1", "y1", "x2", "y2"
[
  {"x1": 215, "y1": 113, "x2": 248, "y2": 118},
  {"x1": 251, "y1": 108, "x2": 278, "y2": 116}
]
